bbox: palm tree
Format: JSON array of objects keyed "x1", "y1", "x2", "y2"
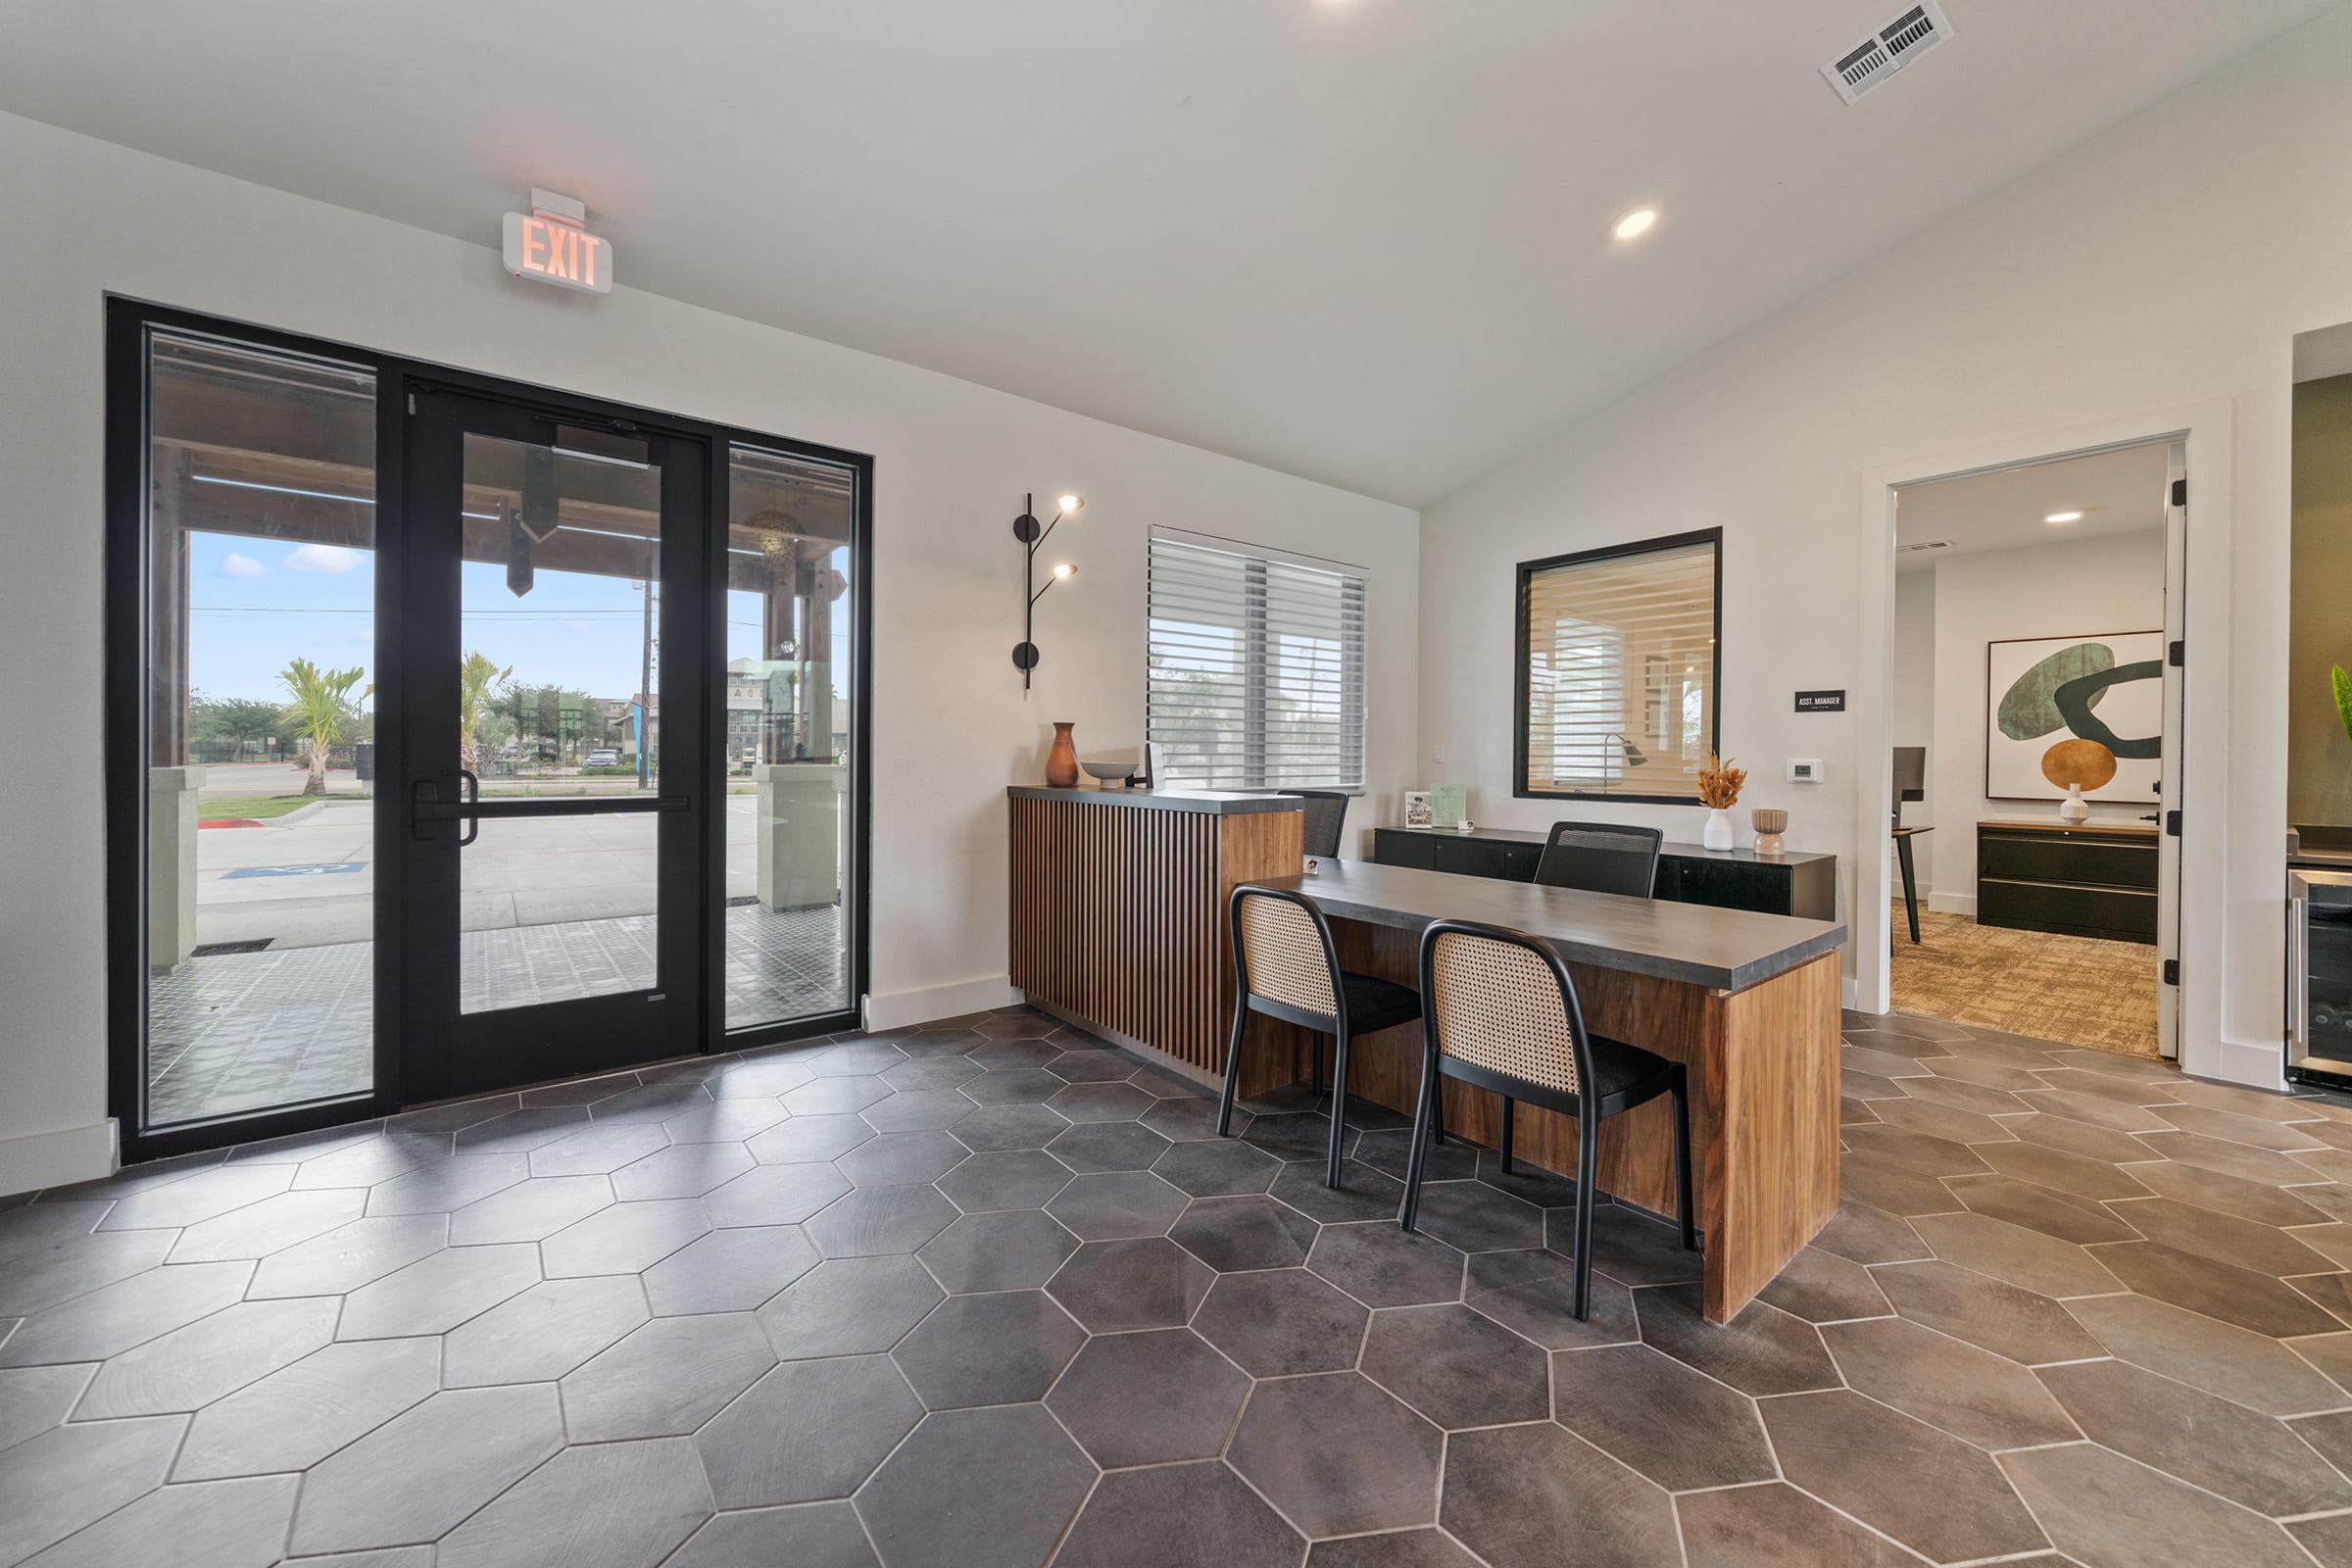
[
  {"x1": 460, "y1": 651, "x2": 513, "y2": 774},
  {"x1": 279, "y1": 659, "x2": 369, "y2": 797}
]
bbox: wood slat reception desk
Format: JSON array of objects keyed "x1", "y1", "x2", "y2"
[
  {"x1": 1238, "y1": 862, "x2": 1845, "y2": 1323},
  {"x1": 1006, "y1": 786, "x2": 1304, "y2": 1076},
  {"x1": 1007, "y1": 790, "x2": 1848, "y2": 1323}
]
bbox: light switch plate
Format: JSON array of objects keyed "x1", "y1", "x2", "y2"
[{"x1": 1788, "y1": 758, "x2": 1824, "y2": 783}]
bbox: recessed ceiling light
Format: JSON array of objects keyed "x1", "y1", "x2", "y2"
[
  {"x1": 2044, "y1": 511, "x2": 2082, "y2": 524},
  {"x1": 1612, "y1": 207, "x2": 1659, "y2": 241}
]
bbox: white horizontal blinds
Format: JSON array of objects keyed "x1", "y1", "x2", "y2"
[
  {"x1": 1524, "y1": 538, "x2": 1715, "y2": 798},
  {"x1": 1149, "y1": 533, "x2": 1366, "y2": 790}
]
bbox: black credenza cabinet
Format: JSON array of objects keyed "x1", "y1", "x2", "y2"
[
  {"x1": 1369, "y1": 826, "x2": 1837, "y2": 921},
  {"x1": 1975, "y1": 820, "x2": 2158, "y2": 946}
]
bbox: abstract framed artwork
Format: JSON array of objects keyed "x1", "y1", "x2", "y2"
[{"x1": 1984, "y1": 631, "x2": 2163, "y2": 804}]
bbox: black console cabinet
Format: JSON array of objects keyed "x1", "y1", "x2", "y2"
[
  {"x1": 1369, "y1": 826, "x2": 1837, "y2": 922},
  {"x1": 1975, "y1": 819, "x2": 2157, "y2": 945}
]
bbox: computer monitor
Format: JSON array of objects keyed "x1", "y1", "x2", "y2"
[{"x1": 1892, "y1": 747, "x2": 1926, "y2": 803}]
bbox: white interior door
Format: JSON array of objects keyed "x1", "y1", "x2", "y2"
[{"x1": 2156, "y1": 443, "x2": 2186, "y2": 1060}]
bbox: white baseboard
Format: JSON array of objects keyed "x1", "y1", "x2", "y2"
[
  {"x1": 0, "y1": 1118, "x2": 118, "y2": 1199},
  {"x1": 862, "y1": 974, "x2": 1022, "y2": 1033},
  {"x1": 1927, "y1": 892, "x2": 1975, "y2": 917}
]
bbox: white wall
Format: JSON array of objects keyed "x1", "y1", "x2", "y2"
[
  {"x1": 1920, "y1": 535, "x2": 2166, "y2": 914},
  {"x1": 1891, "y1": 568, "x2": 1937, "y2": 890},
  {"x1": 1418, "y1": 4, "x2": 2352, "y2": 1081},
  {"x1": 0, "y1": 112, "x2": 1420, "y2": 1191}
]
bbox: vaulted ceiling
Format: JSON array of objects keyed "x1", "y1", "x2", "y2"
[{"x1": 2, "y1": 0, "x2": 2331, "y2": 504}]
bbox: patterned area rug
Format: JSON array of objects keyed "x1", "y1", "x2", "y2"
[{"x1": 1888, "y1": 902, "x2": 2158, "y2": 1057}]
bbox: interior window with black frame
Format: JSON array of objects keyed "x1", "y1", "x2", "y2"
[{"x1": 1516, "y1": 529, "x2": 1721, "y2": 803}]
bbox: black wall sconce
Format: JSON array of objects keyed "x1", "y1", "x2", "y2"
[{"x1": 1011, "y1": 490, "x2": 1081, "y2": 692}]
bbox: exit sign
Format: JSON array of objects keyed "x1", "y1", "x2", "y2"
[{"x1": 502, "y1": 190, "x2": 612, "y2": 295}]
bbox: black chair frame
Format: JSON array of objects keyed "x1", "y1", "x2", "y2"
[
  {"x1": 1290, "y1": 789, "x2": 1351, "y2": 860},
  {"x1": 1400, "y1": 917, "x2": 1696, "y2": 1319},
  {"x1": 1534, "y1": 820, "x2": 1664, "y2": 899},
  {"x1": 1215, "y1": 884, "x2": 1388, "y2": 1188}
]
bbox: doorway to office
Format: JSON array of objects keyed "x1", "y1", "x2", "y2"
[
  {"x1": 1880, "y1": 439, "x2": 2183, "y2": 1061},
  {"x1": 105, "y1": 302, "x2": 872, "y2": 1159}
]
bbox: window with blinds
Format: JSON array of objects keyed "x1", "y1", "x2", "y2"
[
  {"x1": 1147, "y1": 531, "x2": 1367, "y2": 791},
  {"x1": 1516, "y1": 530, "x2": 1720, "y2": 802}
]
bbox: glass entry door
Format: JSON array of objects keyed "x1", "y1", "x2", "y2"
[{"x1": 397, "y1": 388, "x2": 709, "y2": 1102}]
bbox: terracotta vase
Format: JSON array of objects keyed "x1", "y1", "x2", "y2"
[{"x1": 1045, "y1": 722, "x2": 1080, "y2": 788}]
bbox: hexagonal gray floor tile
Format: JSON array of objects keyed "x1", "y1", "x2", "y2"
[
  {"x1": 935, "y1": 1151, "x2": 1070, "y2": 1212},
  {"x1": 75, "y1": 1295, "x2": 337, "y2": 1418},
  {"x1": 804, "y1": 1186, "x2": 958, "y2": 1258},
  {"x1": 1194, "y1": 1267, "x2": 1370, "y2": 1377},
  {"x1": 1171, "y1": 1195, "x2": 1318, "y2": 1271},
  {"x1": 836, "y1": 1131, "x2": 971, "y2": 1189},
  {"x1": 437, "y1": 1437, "x2": 711, "y2": 1568},
  {"x1": 697, "y1": 1355, "x2": 923, "y2": 1506},
  {"x1": 1306, "y1": 1222, "x2": 1465, "y2": 1309},
  {"x1": 560, "y1": 1312, "x2": 776, "y2": 1442},
  {"x1": 175, "y1": 1338, "x2": 440, "y2": 1481},
  {"x1": 0, "y1": 1414, "x2": 184, "y2": 1565},
  {"x1": 643, "y1": 1225, "x2": 819, "y2": 1315},
  {"x1": 0, "y1": 1258, "x2": 254, "y2": 1366},
  {"x1": 336, "y1": 1242, "x2": 540, "y2": 1340},
  {"x1": 1045, "y1": 1172, "x2": 1190, "y2": 1241},
  {"x1": 1231, "y1": 1372, "x2": 1444, "y2": 1538},
  {"x1": 609, "y1": 1141, "x2": 757, "y2": 1201},
  {"x1": 668, "y1": 1502, "x2": 878, "y2": 1568},
  {"x1": 760, "y1": 1255, "x2": 944, "y2": 1360},
  {"x1": 1046, "y1": 1122, "x2": 1173, "y2": 1174},
  {"x1": 447, "y1": 1175, "x2": 615, "y2": 1245},
  {"x1": 1442, "y1": 1421, "x2": 1680, "y2": 1568},
  {"x1": 289, "y1": 1384, "x2": 565, "y2": 1556},
  {"x1": 918, "y1": 1211, "x2": 1081, "y2": 1294},
  {"x1": 891, "y1": 1291, "x2": 1084, "y2": 1409},
  {"x1": 855, "y1": 1404, "x2": 1096, "y2": 1568},
  {"x1": 1046, "y1": 1329, "x2": 1250, "y2": 1467},
  {"x1": 17, "y1": 1472, "x2": 297, "y2": 1568},
  {"x1": 704, "y1": 1162, "x2": 853, "y2": 1228},
  {"x1": 246, "y1": 1213, "x2": 447, "y2": 1299},
  {"x1": 1054, "y1": 1462, "x2": 1304, "y2": 1568},
  {"x1": 950, "y1": 1103, "x2": 1073, "y2": 1152},
  {"x1": 1360, "y1": 1302, "x2": 1550, "y2": 1429},
  {"x1": 541, "y1": 1198, "x2": 710, "y2": 1277},
  {"x1": 1047, "y1": 1238, "x2": 1213, "y2": 1333},
  {"x1": 747, "y1": 1114, "x2": 875, "y2": 1165},
  {"x1": 442, "y1": 1276, "x2": 650, "y2": 1388}
]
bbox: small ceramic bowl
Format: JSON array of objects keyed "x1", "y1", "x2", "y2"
[{"x1": 1080, "y1": 756, "x2": 1139, "y2": 788}]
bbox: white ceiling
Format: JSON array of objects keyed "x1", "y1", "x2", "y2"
[
  {"x1": 1894, "y1": 442, "x2": 2170, "y2": 570},
  {"x1": 0, "y1": 0, "x2": 2330, "y2": 506}
]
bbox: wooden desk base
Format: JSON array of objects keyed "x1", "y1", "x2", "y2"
[{"x1": 1239, "y1": 919, "x2": 1840, "y2": 1323}]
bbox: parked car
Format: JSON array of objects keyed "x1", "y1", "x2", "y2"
[{"x1": 586, "y1": 748, "x2": 622, "y2": 767}]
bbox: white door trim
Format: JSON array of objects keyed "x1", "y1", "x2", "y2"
[{"x1": 1851, "y1": 399, "x2": 2249, "y2": 1086}]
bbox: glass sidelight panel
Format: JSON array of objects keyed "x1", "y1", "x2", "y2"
[
  {"x1": 724, "y1": 443, "x2": 858, "y2": 1027},
  {"x1": 455, "y1": 431, "x2": 664, "y2": 1012},
  {"x1": 141, "y1": 330, "x2": 379, "y2": 1127}
]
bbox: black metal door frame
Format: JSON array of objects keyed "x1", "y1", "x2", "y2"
[
  {"x1": 104, "y1": 297, "x2": 874, "y2": 1163},
  {"x1": 397, "y1": 386, "x2": 709, "y2": 1102}
]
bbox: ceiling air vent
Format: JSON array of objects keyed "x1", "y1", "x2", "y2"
[
  {"x1": 1822, "y1": 1, "x2": 1953, "y2": 105},
  {"x1": 1894, "y1": 539, "x2": 1952, "y2": 555}
]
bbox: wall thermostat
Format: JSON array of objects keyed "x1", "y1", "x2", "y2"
[{"x1": 1788, "y1": 759, "x2": 1824, "y2": 783}]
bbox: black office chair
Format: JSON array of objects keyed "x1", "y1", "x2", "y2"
[
  {"x1": 1216, "y1": 885, "x2": 1422, "y2": 1187},
  {"x1": 1534, "y1": 821, "x2": 1663, "y2": 898},
  {"x1": 1400, "y1": 919, "x2": 1696, "y2": 1319},
  {"x1": 1292, "y1": 790, "x2": 1350, "y2": 859}
]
